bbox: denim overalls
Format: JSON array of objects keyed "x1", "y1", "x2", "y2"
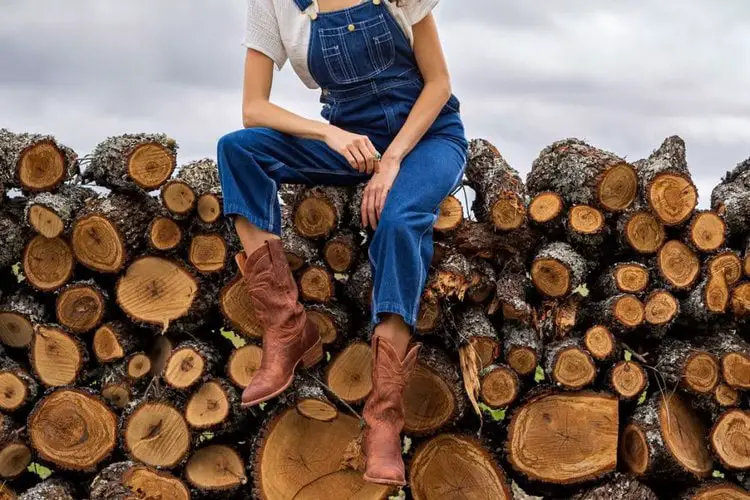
[{"x1": 217, "y1": 0, "x2": 469, "y2": 327}]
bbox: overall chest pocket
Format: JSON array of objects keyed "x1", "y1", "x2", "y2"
[{"x1": 319, "y1": 15, "x2": 395, "y2": 85}]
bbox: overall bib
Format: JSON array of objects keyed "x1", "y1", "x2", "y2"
[{"x1": 217, "y1": 0, "x2": 469, "y2": 327}]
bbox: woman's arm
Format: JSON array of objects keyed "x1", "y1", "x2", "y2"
[{"x1": 242, "y1": 48, "x2": 380, "y2": 173}]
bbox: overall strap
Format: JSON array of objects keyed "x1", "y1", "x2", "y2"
[{"x1": 292, "y1": 0, "x2": 315, "y2": 13}]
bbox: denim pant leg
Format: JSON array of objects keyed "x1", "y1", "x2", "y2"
[
  {"x1": 217, "y1": 127, "x2": 367, "y2": 235},
  {"x1": 368, "y1": 136, "x2": 467, "y2": 327}
]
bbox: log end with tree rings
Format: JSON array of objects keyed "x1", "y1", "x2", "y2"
[
  {"x1": 188, "y1": 233, "x2": 227, "y2": 273},
  {"x1": 732, "y1": 282, "x2": 750, "y2": 318},
  {"x1": 507, "y1": 347, "x2": 538, "y2": 377},
  {"x1": 596, "y1": 161, "x2": 638, "y2": 212},
  {"x1": 163, "y1": 345, "x2": 207, "y2": 390},
  {"x1": 0, "y1": 312, "x2": 34, "y2": 349},
  {"x1": 531, "y1": 258, "x2": 572, "y2": 298},
  {"x1": 298, "y1": 264, "x2": 334, "y2": 303},
  {"x1": 658, "y1": 240, "x2": 701, "y2": 290},
  {"x1": 584, "y1": 325, "x2": 616, "y2": 361},
  {"x1": 28, "y1": 389, "x2": 117, "y2": 471},
  {"x1": 529, "y1": 191, "x2": 564, "y2": 225},
  {"x1": 704, "y1": 274, "x2": 731, "y2": 314},
  {"x1": 614, "y1": 263, "x2": 650, "y2": 294},
  {"x1": 31, "y1": 325, "x2": 84, "y2": 387},
  {"x1": 92, "y1": 323, "x2": 127, "y2": 363},
  {"x1": 480, "y1": 364, "x2": 520, "y2": 409},
  {"x1": 403, "y1": 358, "x2": 462, "y2": 435},
  {"x1": 72, "y1": 214, "x2": 126, "y2": 273},
  {"x1": 149, "y1": 216, "x2": 182, "y2": 252},
  {"x1": 123, "y1": 400, "x2": 190, "y2": 468},
  {"x1": 23, "y1": 235, "x2": 74, "y2": 291},
  {"x1": 323, "y1": 235, "x2": 355, "y2": 273},
  {"x1": 410, "y1": 434, "x2": 512, "y2": 500},
  {"x1": 127, "y1": 353, "x2": 152, "y2": 380},
  {"x1": 101, "y1": 382, "x2": 131, "y2": 409},
  {"x1": 55, "y1": 282, "x2": 106, "y2": 333},
  {"x1": 17, "y1": 140, "x2": 66, "y2": 192},
  {"x1": 623, "y1": 210, "x2": 666, "y2": 254},
  {"x1": 0, "y1": 487, "x2": 14, "y2": 500},
  {"x1": 684, "y1": 483, "x2": 750, "y2": 500},
  {"x1": 220, "y1": 276, "x2": 263, "y2": 340},
  {"x1": 468, "y1": 335, "x2": 501, "y2": 371},
  {"x1": 294, "y1": 195, "x2": 337, "y2": 239},
  {"x1": 745, "y1": 253, "x2": 750, "y2": 278},
  {"x1": 551, "y1": 346, "x2": 597, "y2": 390},
  {"x1": 710, "y1": 409, "x2": 750, "y2": 470},
  {"x1": 609, "y1": 361, "x2": 647, "y2": 400},
  {"x1": 325, "y1": 341, "x2": 372, "y2": 405},
  {"x1": 0, "y1": 368, "x2": 34, "y2": 412},
  {"x1": 508, "y1": 391, "x2": 618, "y2": 484},
  {"x1": 185, "y1": 380, "x2": 231, "y2": 430},
  {"x1": 647, "y1": 172, "x2": 698, "y2": 226},
  {"x1": 161, "y1": 180, "x2": 196, "y2": 217},
  {"x1": 196, "y1": 193, "x2": 222, "y2": 224},
  {"x1": 415, "y1": 294, "x2": 441, "y2": 333},
  {"x1": 227, "y1": 344, "x2": 263, "y2": 389},
  {"x1": 714, "y1": 383, "x2": 740, "y2": 408},
  {"x1": 27, "y1": 204, "x2": 64, "y2": 238},
  {"x1": 115, "y1": 257, "x2": 198, "y2": 332},
  {"x1": 644, "y1": 290, "x2": 679, "y2": 326},
  {"x1": 682, "y1": 351, "x2": 720, "y2": 395},
  {"x1": 721, "y1": 351, "x2": 750, "y2": 390},
  {"x1": 434, "y1": 195, "x2": 464, "y2": 233},
  {"x1": 708, "y1": 250, "x2": 743, "y2": 285},
  {"x1": 612, "y1": 294, "x2": 645, "y2": 329},
  {"x1": 568, "y1": 205, "x2": 605, "y2": 235},
  {"x1": 0, "y1": 442, "x2": 31, "y2": 480},
  {"x1": 124, "y1": 466, "x2": 190, "y2": 500},
  {"x1": 185, "y1": 445, "x2": 247, "y2": 493},
  {"x1": 689, "y1": 211, "x2": 726, "y2": 253},
  {"x1": 491, "y1": 192, "x2": 526, "y2": 231},
  {"x1": 129, "y1": 143, "x2": 176, "y2": 191},
  {"x1": 254, "y1": 408, "x2": 392, "y2": 500}
]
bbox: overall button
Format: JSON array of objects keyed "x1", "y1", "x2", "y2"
[
  {"x1": 348, "y1": 24, "x2": 356, "y2": 32},
  {"x1": 373, "y1": 0, "x2": 381, "y2": 4},
  {"x1": 309, "y1": 11, "x2": 318, "y2": 20}
]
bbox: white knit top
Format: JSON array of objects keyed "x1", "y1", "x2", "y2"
[{"x1": 243, "y1": 0, "x2": 439, "y2": 89}]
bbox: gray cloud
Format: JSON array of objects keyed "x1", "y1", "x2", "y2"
[{"x1": 2, "y1": 0, "x2": 749, "y2": 206}]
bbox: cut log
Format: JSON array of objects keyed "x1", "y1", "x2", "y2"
[
  {"x1": 683, "y1": 276, "x2": 729, "y2": 322},
  {"x1": 185, "y1": 444, "x2": 247, "y2": 494},
  {"x1": 566, "y1": 204, "x2": 608, "y2": 251},
  {"x1": 620, "y1": 393, "x2": 713, "y2": 479},
  {"x1": 594, "y1": 294, "x2": 645, "y2": 333},
  {"x1": 0, "y1": 414, "x2": 31, "y2": 480},
  {"x1": 197, "y1": 193, "x2": 222, "y2": 225},
  {"x1": 100, "y1": 353, "x2": 151, "y2": 409},
  {"x1": 293, "y1": 186, "x2": 349, "y2": 239},
  {"x1": 148, "y1": 215, "x2": 184, "y2": 253},
  {"x1": 656, "y1": 240, "x2": 701, "y2": 290},
  {"x1": 466, "y1": 139, "x2": 527, "y2": 230},
  {"x1": 569, "y1": 473, "x2": 659, "y2": 500},
  {"x1": 594, "y1": 262, "x2": 650, "y2": 297},
  {"x1": 455, "y1": 306, "x2": 500, "y2": 369},
  {"x1": 452, "y1": 221, "x2": 503, "y2": 259},
  {"x1": 531, "y1": 242, "x2": 588, "y2": 298},
  {"x1": 0, "y1": 209, "x2": 25, "y2": 271},
  {"x1": 466, "y1": 258, "x2": 497, "y2": 304},
  {"x1": 415, "y1": 293, "x2": 442, "y2": 334},
  {"x1": 707, "y1": 249, "x2": 744, "y2": 285},
  {"x1": 527, "y1": 137, "x2": 638, "y2": 212},
  {"x1": 732, "y1": 282, "x2": 750, "y2": 318},
  {"x1": 55, "y1": 280, "x2": 107, "y2": 333},
  {"x1": 0, "y1": 354, "x2": 38, "y2": 413},
  {"x1": 345, "y1": 260, "x2": 372, "y2": 311},
  {"x1": 219, "y1": 275, "x2": 263, "y2": 340},
  {"x1": 72, "y1": 192, "x2": 158, "y2": 273},
  {"x1": 166, "y1": 158, "x2": 220, "y2": 220},
  {"x1": 658, "y1": 339, "x2": 720, "y2": 395},
  {"x1": 480, "y1": 364, "x2": 520, "y2": 409},
  {"x1": 92, "y1": 321, "x2": 138, "y2": 363},
  {"x1": 24, "y1": 185, "x2": 95, "y2": 238},
  {"x1": 28, "y1": 388, "x2": 117, "y2": 471},
  {"x1": 22, "y1": 235, "x2": 74, "y2": 292},
  {"x1": 507, "y1": 391, "x2": 618, "y2": 484},
  {"x1": 618, "y1": 208, "x2": 666, "y2": 255},
  {"x1": 638, "y1": 136, "x2": 698, "y2": 226},
  {"x1": 681, "y1": 482, "x2": 750, "y2": 500},
  {"x1": 226, "y1": 343, "x2": 263, "y2": 389},
  {"x1": 187, "y1": 232, "x2": 227, "y2": 274},
  {"x1": 692, "y1": 383, "x2": 741, "y2": 420},
  {"x1": 503, "y1": 323, "x2": 542, "y2": 377},
  {"x1": 491, "y1": 265, "x2": 531, "y2": 321},
  {"x1": 83, "y1": 133, "x2": 177, "y2": 193},
  {"x1": 429, "y1": 252, "x2": 478, "y2": 301},
  {"x1": 163, "y1": 341, "x2": 219, "y2": 391},
  {"x1": 536, "y1": 295, "x2": 582, "y2": 341},
  {"x1": 544, "y1": 338, "x2": 597, "y2": 390},
  {"x1": 185, "y1": 378, "x2": 243, "y2": 434},
  {"x1": 745, "y1": 238, "x2": 750, "y2": 277},
  {"x1": 0, "y1": 288, "x2": 48, "y2": 348},
  {"x1": 325, "y1": 341, "x2": 372, "y2": 405},
  {"x1": 644, "y1": 289, "x2": 680, "y2": 334},
  {"x1": 0, "y1": 131, "x2": 78, "y2": 192},
  {"x1": 122, "y1": 394, "x2": 191, "y2": 468},
  {"x1": 410, "y1": 434, "x2": 512, "y2": 499},
  {"x1": 686, "y1": 211, "x2": 726, "y2": 253},
  {"x1": 709, "y1": 409, "x2": 750, "y2": 471},
  {"x1": 304, "y1": 303, "x2": 349, "y2": 346},
  {"x1": 89, "y1": 461, "x2": 190, "y2": 500},
  {"x1": 287, "y1": 373, "x2": 338, "y2": 422},
  {"x1": 281, "y1": 204, "x2": 318, "y2": 272},
  {"x1": 609, "y1": 361, "x2": 648, "y2": 401},
  {"x1": 528, "y1": 191, "x2": 564, "y2": 229},
  {"x1": 323, "y1": 230, "x2": 356, "y2": 273},
  {"x1": 712, "y1": 157, "x2": 750, "y2": 239},
  {"x1": 433, "y1": 195, "x2": 464, "y2": 234},
  {"x1": 18, "y1": 480, "x2": 75, "y2": 500},
  {"x1": 31, "y1": 325, "x2": 86, "y2": 387},
  {"x1": 707, "y1": 331, "x2": 750, "y2": 390},
  {"x1": 584, "y1": 325, "x2": 618, "y2": 362},
  {"x1": 298, "y1": 261, "x2": 335, "y2": 303},
  {"x1": 115, "y1": 256, "x2": 199, "y2": 333}
]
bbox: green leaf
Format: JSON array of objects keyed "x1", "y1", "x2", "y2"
[
  {"x1": 259, "y1": 402, "x2": 267, "y2": 411},
  {"x1": 624, "y1": 350, "x2": 633, "y2": 362},
  {"x1": 712, "y1": 469, "x2": 725, "y2": 479},
  {"x1": 402, "y1": 435, "x2": 412, "y2": 454},
  {"x1": 388, "y1": 489, "x2": 406, "y2": 500},
  {"x1": 573, "y1": 284, "x2": 589, "y2": 297},
  {"x1": 220, "y1": 328, "x2": 247, "y2": 348},
  {"x1": 326, "y1": 351, "x2": 331, "y2": 362},
  {"x1": 27, "y1": 462, "x2": 52, "y2": 480},
  {"x1": 198, "y1": 431, "x2": 215, "y2": 444},
  {"x1": 479, "y1": 402, "x2": 506, "y2": 422},
  {"x1": 11, "y1": 262, "x2": 24, "y2": 283},
  {"x1": 534, "y1": 365, "x2": 545, "y2": 383},
  {"x1": 637, "y1": 390, "x2": 647, "y2": 405}
]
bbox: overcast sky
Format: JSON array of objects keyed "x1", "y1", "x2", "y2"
[{"x1": 2, "y1": 0, "x2": 750, "y2": 206}]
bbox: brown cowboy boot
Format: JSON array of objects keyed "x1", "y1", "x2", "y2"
[
  {"x1": 235, "y1": 238, "x2": 323, "y2": 407},
  {"x1": 362, "y1": 334, "x2": 421, "y2": 486}
]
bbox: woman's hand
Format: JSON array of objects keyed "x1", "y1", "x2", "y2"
[
  {"x1": 361, "y1": 156, "x2": 401, "y2": 229},
  {"x1": 324, "y1": 126, "x2": 380, "y2": 174}
]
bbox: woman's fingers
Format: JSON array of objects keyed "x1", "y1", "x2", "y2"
[
  {"x1": 342, "y1": 149, "x2": 358, "y2": 170},
  {"x1": 363, "y1": 139, "x2": 381, "y2": 174},
  {"x1": 347, "y1": 145, "x2": 367, "y2": 173},
  {"x1": 356, "y1": 140, "x2": 374, "y2": 174},
  {"x1": 367, "y1": 188, "x2": 379, "y2": 229},
  {"x1": 376, "y1": 187, "x2": 388, "y2": 218},
  {"x1": 361, "y1": 188, "x2": 370, "y2": 228}
]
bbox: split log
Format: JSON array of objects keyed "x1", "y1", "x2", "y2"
[
  {"x1": 434, "y1": 195, "x2": 464, "y2": 234},
  {"x1": 415, "y1": 292, "x2": 442, "y2": 334},
  {"x1": 507, "y1": 391, "x2": 618, "y2": 484},
  {"x1": 22, "y1": 235, "x2": 74, "y2": 292},
  {"x1": 325, "y1": 340, "x2": 372, "y2": 405},
  {"x1": 55, "y1": 279, "x2": 107, "y2": 333},
  {"x1": 712, "y1": 156, "x2": 750, "y2": 239},
  {"x1": 569, "y1": 473, "x2": 659, "y2": 500},
  {"x1": 620, "y1": 393, "x2": 713, "y2": 480},
  {"x1": 592, "y1": 294, "x2": 645, "y2": 333},
  {"x1": 0, "y1": 414, "x2": 31, "y2": 480},
  {"x1": 644, "y1": 289, "x2": 680, "y2": 335},
  {"x1": 0, "y1": 288, "x2": 48, "y2": 348},
  {"x1": 429, "y1": 252, "x2": 478, "y2": 301},
  {"x1": 72, "y1": 192, "x2": 158, "y2": 273},
  {"x1": 455, "y1": 306, "x2": 500, "y2": 369},
  {"x1": 527, "y1": 137, "x2": 638, "y2": 212},
  {"x1": 528, "y1": 191, "x2": 565, "y2": 230},
  {"x1": 18, "y1": 480, "x2": 75, "y2": 500},
  {"x1": 503, "y1": 323, "x2": 542, "y2": 377},
  {"x1": 147, "y1": 215, "x2": 184, "y2": 253},
  {"x1": 185, "y1": 444, "x2": 248, "y2": 495},
  {"x1": 594, "y1": 262, "x2": 650, "y2": 298},
  {"x1": 583, "y1": 325, "x2": 619, "y2": 362},
  {"x1": 681, "y1": 481, "x2": 750, "y2": 500},
  {"x1": 0, "y1": 353, "x2": 38, "y2": 413},
  {"x1": 543, "y1": 338, "x2": 597, "y2": 390},
  {"x1": 709, "y1": 409, "x2": 750, "y2": 471},
  {"x1": 187, "y1": 232, "x2": 228, "y2": 274},
  {"x1": 536, "y1": 295, "x2": 582, "y2": 340},
  {"x1": 686, "y1": 211, "x2": 726, "y2": 253},
  {"x1": 293, "y1": 186, "x2": 349, "y2": 239},
  {"x1": 609, "y1": 360, "x2": 648, "y2": 401},
  {"x1": 31, "y1": 325, "x2": 87, "y2": 387},
  {"x1": 0, "y1": 130, "x2": 78, "y2": 192},
  {"x1": 24, "y1": 185, "x2": 95, "y2": 238},
  {"x1": 480, "y1": 364, "x2": 520, "y2": 409},
  {"x1": 530, "y1": 242, "x2": 588, "y2": 298},
  {"x1": 683, "y1": 276, "x2": 730, "y2": 322},
  {"x1": 298, "y1": 261, "x2": 335, "y2": 303},
  {"x1": 89, "y1": 461, "x2": 190, "y2": 500},
  {"x1": 226, "y1": 343, "x2": 262, "y2": 389},
  {"x1": 323, "y1": 230, "x2": 357, "y2": 273},
  {"x1": 465, "y1": 138, "x2": 527, "y2": 230},
  {"x1": 219, "y1": 275, "x2": 263, "y2": 340},
  {"x1": 638, "y1": 136, "x2": 698, "y2": 226},
  {"x1": 28, "y1": 388, "x2": 117, "y2": 471},
  {"x1": 410, "y1": 434, "x2": 512, "y2": 499},
  {"x1": 617, "y1": 208, "x2": 666, "y2": 255},
  {"x1": 163, "y1": 341, "x2": 219, "y2": 391},
  {"x1": 655, "y1": 240, "x2": 701, "y2": 291},
  {"x1": 657, "y1": 339, "x2": 720, "y2": 395},
  {"x1": 732, "y1": 282, "x2": 750, "y2": 318},
  {"x1": 83, "y1": 133, "x2": 177, "y2": 193},
  {"x1": 707, "y1": 249, "x2": 744, "y2": 285},
  {"x1": 92, "y1": 321, "x2": 138, "y2": 364}
]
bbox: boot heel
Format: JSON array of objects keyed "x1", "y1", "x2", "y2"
[{"x1": 301, "y1": 340, "x2": 324, "y2": 368}]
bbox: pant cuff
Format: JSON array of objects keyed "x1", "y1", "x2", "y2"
[
  {"x1": 371, "y1": 301, "x2": 417, "y2": 328},
  {"x1": 223, "y1": 201, "x2": 281, "y2": 236}
]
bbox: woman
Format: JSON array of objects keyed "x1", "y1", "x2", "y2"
[{"x1": 217, "y1": 0, "x2": 467, "y2": 486}]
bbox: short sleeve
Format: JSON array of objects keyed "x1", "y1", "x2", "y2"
[
  {"x1": 401, "y1": 0, "x2": 439, "y2": 25},
  {"x1": 243, "y1": 0, "x2": 288, "y2": 70}
]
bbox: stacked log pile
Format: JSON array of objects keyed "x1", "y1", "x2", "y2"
[{"x1": 0, "y1": 127, "x2": 748, "y2": 499}]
